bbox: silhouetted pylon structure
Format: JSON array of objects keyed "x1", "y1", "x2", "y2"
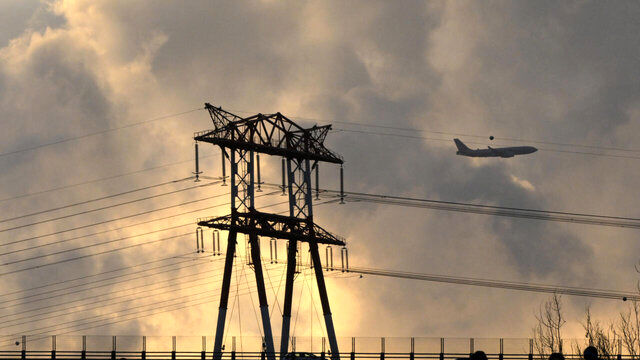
[{"x1": 194, "y1": 103, "x2": 345, "y2": 360}]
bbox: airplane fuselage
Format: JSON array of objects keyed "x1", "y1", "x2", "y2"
[
  {"x1": 457, "y1": 146, "x2": 537, "y2": 158},
  {"x1": 454, "y1": 138, "x2": 537, "y2": 158}
]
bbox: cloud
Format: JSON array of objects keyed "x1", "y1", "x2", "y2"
[{"x1": 0, "y1": 0, "x2": 638, "y2": 344}]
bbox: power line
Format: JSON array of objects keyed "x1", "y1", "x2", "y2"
[
  {"x1": 0, "y1": 260, "x2": 226, "y2": 328},
  {"x1": 1, "y1": 258, "x2": 207, "y2": 309},
  {"x1": 0, "y1": 191, "x2": 230, "y2": 249},
  {"x1": 0, "y1": 180, "x2": 222, "y2": 233},
  {"x1": 269, "y1": 184, "x2": 640, "y2": 230},
  {"x1": 1, "y1": 223, "x2": 192, "y2": 267},
  {"x1": 12, "y1": 262, "x2": 251, "y2": 336},
  {"x1": 334, "y1": 265, "x2": 639, "y2": 302},
  {"x1": 0, "y1": 197, "x2": 288, "y2": 277},
  {"x1": 343, "y1": 193, "x2": 640, "y2": 229},
  {"x1": 0, "y1": 177, "x2": 194, "y2": 224},
  {"x1": 0, "y1": 155, "x2": 215, "y2": 204},
  {"x1": 228, "y1": 106, "x2": 640, "y2": 158},
  {"x1": 0, "y1": 252, "x2": 196, "y2": 298},
  {"x1": 0, "y1": 232, "x2": 192, "y2": 277},
  {"x1": 333, "y1": 128, "x2": 640, "y2": 161},
  {"x1": 331, "y1": 120, "x2": 640, "y2": 154},
  {"x1": 17, "y1": 262, "x2": 298, "y2": 339},
  {"x1": 0, "y1": 108, "x2": 203, "y2": 159},
  {"x1": 0, "y1": 191, "x2": 280, "y2": 257}
]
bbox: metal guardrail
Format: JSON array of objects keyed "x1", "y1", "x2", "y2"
[
  {"x1": 0, "y1": 336, "x2": 630, "y2": 360},
  {"x1": 0, "y1": 352, "x2": 633, "y2": 360}
]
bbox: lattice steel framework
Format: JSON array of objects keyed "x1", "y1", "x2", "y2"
[{"x1": 194, "y1": 103, "x2": 345, "y2": 360}]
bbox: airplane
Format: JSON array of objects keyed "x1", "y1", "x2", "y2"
[{"x1": 454, "y1": 138, "x2": 537, "y2": 158}]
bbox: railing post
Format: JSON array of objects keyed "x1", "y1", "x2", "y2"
[
  {"x1": 51, "y1": 335, "x2": 56, "y2": 360},
  {"x1": 82, "y1": 335, "x2": 87, "y2": 360},
  {"x1": 202, "y1": 336, "x2": 207, "y2": 360},
  {"x1": 322, "y1": 337, "x2": 326, "y2": 360},
  {"x1": 469, "y1": 338, "x2": 474, "y2": 358},
  {"x1": 231, "y1": 336, "x2": 236, "y2": 360},
  {"x1": 142, "y1": 336, "x2": 147, "y2": 360},
  {"x1": 111, "y1": 336, "x2": 116, "y2": 360},
  {"x1": 499, "y1": 339, "x2": 504, "y2": 360},
  {"x1": 410, "y1": 337, "x2": 415, "y2": 360},
  {"x1": 172, "y1": 336, "x2": 177, "y2": 360},
  {"x1": 618, "y1": 339, "x2": 622, "y2": 360},
  {"x1": 440, "y1": 338, "x2": 444, "y2": 360},
  {"x1": 380, "y1": 337, "x2": 385, "y2": 360},
  {"x1": 528, "y1": 339, "x2": 533, "y2": 360},
  {"x1": 21, "y1": 336, "x2": 26, "y2": 360},
  {"x1": 350, "y1": 337, "x2": 356, "y2": 360}
]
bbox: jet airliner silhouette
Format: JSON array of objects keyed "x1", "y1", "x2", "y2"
[{"x1": 454, "y1": 138, "x2": 537, "y2": 158}]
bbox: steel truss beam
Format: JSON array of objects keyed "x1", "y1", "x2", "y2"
[
  {"x1": 195, "y1": 103, "x2": 343, "y2": 164},
  {"x1": 197, "y1": 211, "x2": 346, "y2": 246}
]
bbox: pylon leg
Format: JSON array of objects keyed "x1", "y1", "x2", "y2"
[
  {"x1": 213, "y1": 230, "x2": 237, "y2": 360},
  {"x1": 279, "y1": 240, "x2": 298, "y2": 358},
  {"x1": 249, "y1": 233, "x2": 276, "y2": 360},
  {"x1": 309, "y1": 241, "x2": 340, "y2": 360}
]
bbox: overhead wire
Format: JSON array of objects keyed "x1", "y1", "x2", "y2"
[
  {"x1": 0, "y1": 191, "x2": 283, "y2": 266},
  {"x1": 0, "y1": 190, "x2": 229, "y2": 249},
  {"x1": 330, "y1": 265, "x2": 640, "y2": 302},
  {"x1": 227, "y1": 106, "x2": 640, "y2": 159},
  {"x1": 0, "y1": 108, "x2": 203, "y2": 159},
  {"x1": 0, "y1": 260, "x2": 226, "y2": 329},
  {"x1": 0, "y1": 252, "x2": 195, "y2": 298},
  {"x1": 0, "y1": 176, "x2": 194, "y2": 224},
  {"x1": 1, "y1": 223, "x2": 192, "y2": 267},
  {"x1": 15, "y1": 264, "x2": 303, "y2": 341},
  {"x1": 264, "y1": 183, "x2": 640, "y2": 230},
  {"x1": 333, "y1": 128, "x2": 640, "y2": 161},
  {"x1": 0, "y1": 190, "x2": 280, "y2": 257},
  {"x1": 0, "y1": 180, "x2": 222, "y2": 233},
  {"x1": 0, "y1": 252, "x2": 198, "y2": 302},
  {"x1": 331, "y1": 120, "x2": 640, "y2": 154},
  {"x1": 0, "y1": 256, "x2": 200, "y2": 305},
  {"x1": 0, "y1": 232, "x2": 192, "y2": 277},
  {"x1": 0, "y1": 155, "x2": 215, "y2": 204}
]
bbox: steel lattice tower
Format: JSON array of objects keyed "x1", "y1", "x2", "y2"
[{"x1": 194, "y1": 103, "x2": 345, "y2": 360}]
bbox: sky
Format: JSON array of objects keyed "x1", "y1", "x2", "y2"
[{"x1": 1, "y1": 0, "x2": 640, "y2": 352}]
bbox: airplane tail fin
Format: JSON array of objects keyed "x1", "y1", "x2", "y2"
[{"x1": 454, "y1": 138, "x2": 470, "y2": 153}]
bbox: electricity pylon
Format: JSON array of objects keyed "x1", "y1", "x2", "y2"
[{"x1": 194, "y1": 103, "x2": 345, "y2": 360}]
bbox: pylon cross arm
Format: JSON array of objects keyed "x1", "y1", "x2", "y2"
[
  {"x1": 194, "y1": 106, "x2": 343, "y2": 164},
  {"x1": 197, "y1": 211, "x2": 346, "y2": 246}
]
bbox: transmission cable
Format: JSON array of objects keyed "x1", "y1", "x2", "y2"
[
  {"x1": 0, "y1": 251, "x2": 194, "y2": 298},
  {"x1": 1, "y1": 223, "x2": 192, "y2": 267},
  {"x1": 0, "y1": 232, "x2": 192, "y2": 277},
  {"x1": 0, "y1": 108, "x2": 203, "y2": 159},
  {"x1": 14, "y1": 263, "x2": 279, "y2": 337},
  {"x1": 0, "y1": 180, "x2": 221, "y2": 233},
  {"x1": 0, "y1": 191, "x2": 279, "y2": 256},
  {"x1": 227, "y1": 106, "x2": 640, "y2": 158},
  {"x1": 0, "y1": 176, "x2": 194, "y2": 223},
  {"x1": 1, "y1": 197, "x2": 287, "y2": 277},
  {"x1": 0, "y1": 261, "x2": 226, "y2": 329},
  {"x1": 18, "y1": 263, "x2": 310, "y2": 342},
  {"x1": 0, "y1": 155, "x2": 216, "y2": 204},
  {"x1": 1, "y1": 257, "x2": 209, "y2": 309},
  {"x1": 334, "y1": 128, "x2": 640, "y2": 161},
  {"x1": 331, "y1": 265, "x2": 639, "y2": 302},
  {"x1": 265, "y1": 183, "x2": 640, "y2": 229},
  {"x1": 0, "y1": 191, "x2": 229, "y2": 248},
  {"x1": 332, "y1": 120, "x2": 640, "y2": 154},
  {"x1": 15, "y1": 271, "x2": 286, "y2": 340}
]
